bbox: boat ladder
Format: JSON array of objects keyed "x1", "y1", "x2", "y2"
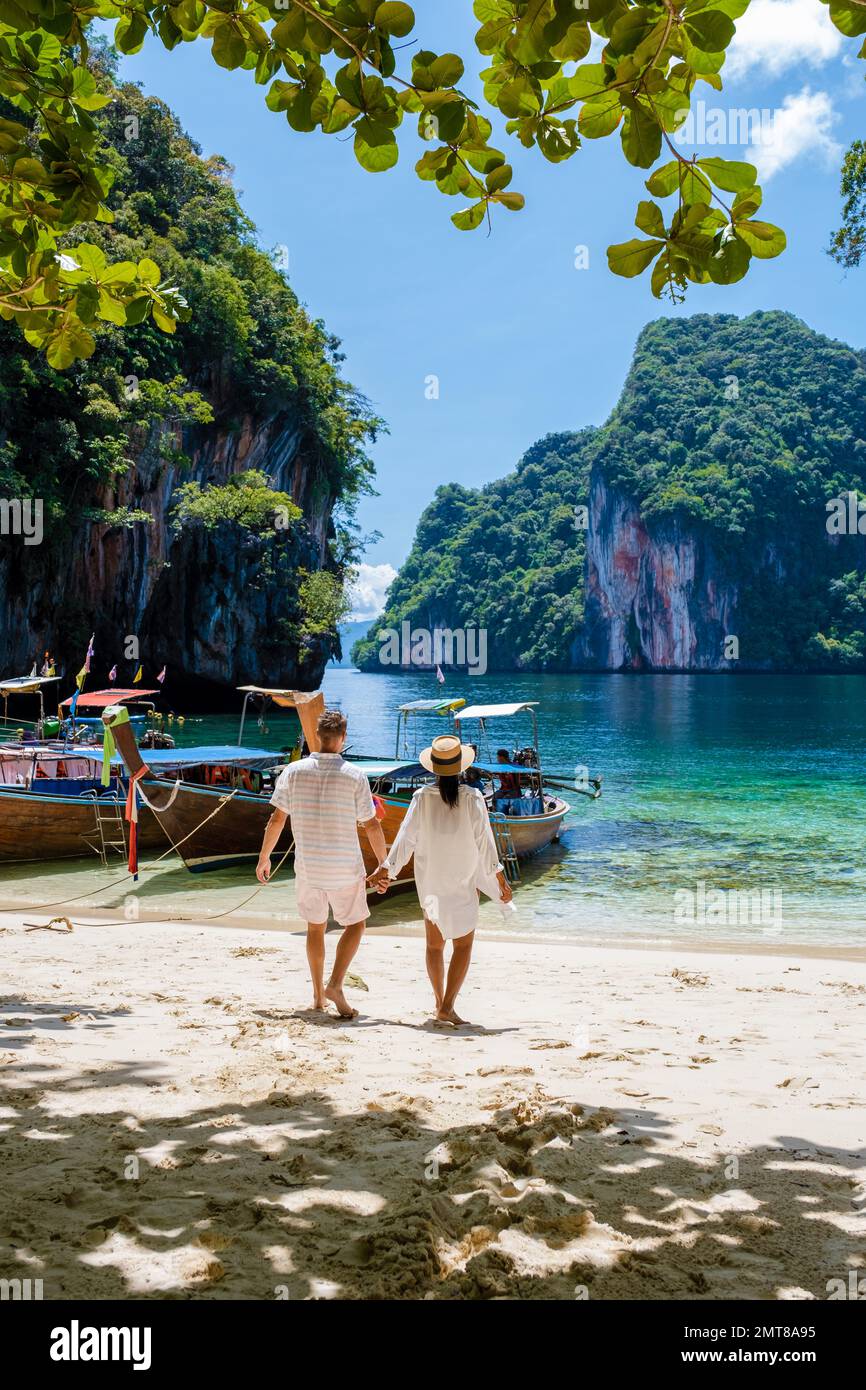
[
  {"x1": 489, "y1": 812, "x2": 521, "y2": 884},
  {"x1": 83, "y1": 791, "x2": 128, "y2": 865}
]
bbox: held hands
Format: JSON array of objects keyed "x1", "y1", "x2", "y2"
[
  {"x1": 366, "y1": 864, "x2": 390, "y2": 894},
  {"x1": 256, "y1": 857, "x2": 271, "y2": 885},
  {"x1": 497, "y1": 871, "x2": 513, "y2": 905}
]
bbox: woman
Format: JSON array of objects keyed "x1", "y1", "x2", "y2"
[{"x1": 371, "y1": 734, "x2": 512, "y2": 1025}]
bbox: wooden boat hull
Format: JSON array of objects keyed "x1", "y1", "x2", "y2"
[
  {"x1": 0, "y1": 786, "x2": 162, "y2": 864},
  {"x1": 139, "y1": 781, "x2": 568, "y2": 874},
  {"x1": 503, "y1": 802, "x2": 570, "y2": 856}
]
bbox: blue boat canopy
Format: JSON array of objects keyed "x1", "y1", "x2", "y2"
[{"x1": 135, "y1": 746, "x2": 282, "y2": 773}]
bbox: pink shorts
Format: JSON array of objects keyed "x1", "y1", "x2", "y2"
[{"x1": 295, "y1": 874, "x2": 370, "y2": 926}]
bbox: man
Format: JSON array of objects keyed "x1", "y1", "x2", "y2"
[
  {"x1": 494, "y1": 747, "x2": 521, "y2": 808},
  {"x1": 256, "y1": 709, "x2": 387, "y2": 1018}
]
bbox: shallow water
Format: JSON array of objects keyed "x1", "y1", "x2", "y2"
[{"x1": 4, "y1": 671, "x2": 865, "y2": 947}]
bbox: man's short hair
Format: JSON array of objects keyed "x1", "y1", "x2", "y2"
[{"x1": 317, "y1": 709, "x2": 347, "y2": 742}]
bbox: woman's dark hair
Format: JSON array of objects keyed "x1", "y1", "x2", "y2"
[{"x1": 438, "y1": 774, "x2": 460, "y2": 809}]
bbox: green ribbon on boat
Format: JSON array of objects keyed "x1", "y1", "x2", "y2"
[
  {"x1": 101, "y1": 723, "x2": 116, "y2": 787},
  {"x1": 101, "y1": 704, "x2": 130, "y2": 786}
]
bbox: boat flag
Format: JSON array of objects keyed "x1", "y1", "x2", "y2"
[
  {"x1": 156, "y1": 666, "x2": 166, "y2": 684},
  {"x1": 28, "y1": 662, "x2": 37, "y2": 678},
  {"x1": 75, "y1": 664, "x2": 87, "y2": 692},
  {"x1": 133, "y1": 664, "x2": 143, "y2": 684},
  {"x1": 84, "y1": 634, "x2": 94, "y2": 673},
  {"x1": 40, "y1": 652, "x2": 55, "y2": 677},
  {"x1": 436, "y1": 664, "x2": 445, "y2": 685},
  {"x1": 108, "y1": 664, "x2": 117, "y2": 683}
]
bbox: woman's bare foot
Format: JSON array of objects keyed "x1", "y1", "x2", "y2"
[
  {"x1": 312, "y1": 996, "x2": 328, "y2": 1012},
  {"x1": 325, "y1": 984, "x2": 359, "y2": 1019},
  {"x1": 436, "y1": 1005, "x2": 468, "y2": 1026}
]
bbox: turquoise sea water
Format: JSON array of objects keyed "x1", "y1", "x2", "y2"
[{"x1": 3, "y1": 670, "x2": 865, "y2": 947}]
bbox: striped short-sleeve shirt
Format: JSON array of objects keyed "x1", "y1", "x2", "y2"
[{"x1": 270, "y1": 752, "x2": 376, "y2": 887}]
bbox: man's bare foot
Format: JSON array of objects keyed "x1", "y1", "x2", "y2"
[
  {"x1": 436, "y1": 1005, "x2": 468, "y2": 1026},
  {"x1": 325, "y1": 984, "x2": 358, "y2": 1019}
]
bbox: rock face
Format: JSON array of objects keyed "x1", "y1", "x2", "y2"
[
  {"x1": 576, "y1": 473, "x2": 739, "y2": 671},
  {"x1": 0, "y1": 410, "x2": 337, "y2": 704}
]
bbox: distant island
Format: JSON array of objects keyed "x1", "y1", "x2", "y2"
[{"x1": 353, "y1": 311, "x2": 866, "y2": 674}]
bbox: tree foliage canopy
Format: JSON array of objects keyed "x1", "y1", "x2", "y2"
[
  {"x1": 1, "y1": 1, "x2": 864, "y2": 364},
  {"x1": 0, "y1": 70, "x2": 380, "y2": 551}
]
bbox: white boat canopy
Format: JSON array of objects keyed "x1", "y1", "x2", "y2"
[
  {"x1": 455, "y1": 702, "x2": 539, "y2": 721},
  {"x1": 0, "y1": 676, "x2": 60, "y2": 695}
]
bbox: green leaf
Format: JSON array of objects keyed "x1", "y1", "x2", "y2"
[
  {"x1": 622, "y1": 103, "x2": 662, "y2": 169},
  {"x1": 579, "y1": 90, "x2": 622, "y2": 139},
  {"x1": 212, "y1": 20, "x2": 247, "y2": 70},
  {"x1": 828, "y1": 0, "x2": 866, "y2": 37},
  {"x1": 683, "y1": 10, "x2": 736, "y2": 51},
  {"x1": 706, "y1": 233, "x2": 751, "y2": 283},
  {"x1": 493, "y1": 190, "x2": 525, "y2": 210},
  {"x1": 697, "y1": 157, "x2": 758, "y2": 192},
  {"x1": 114, "y1": 14, "x2": 149, "y2": 54},
  {"x1": 97, "y1": 290, "x2": 128, "y2": 325},
  {"x1": 635, "y1": 200, "x2": 666, "y2": 238},
  {"x1": 569, "y1": 64, "x2": 612, "y2": 100},
  {"x1": 137, "y1": 258, "x2": 161, "y2": 286},
  {"x1": 125, "y1": 295, "x2": 152, "y2": 326},
  {"x1": 375, "y1": 1, "x2": 416, "y2": 37},
  {"x1": 452, "y1": 201, "x2": 487, "y2": 230},
  {"x1": 486, "y1": 163, "x2": 513, "y2": 192},
  {"x1": 735, "y1": 220, "x2": 786, "y2": 259},
  {"x1": 645, "y1": 160, "x2": 680, "y2": 197},
  {"x1": 45, "y1": 319, "x2": 96, "y2": 370},
  {"x1": 607, "y1": 237, "x2": 664, "y2": 277},
  {"x1": 354, "y1": 126, "x2": 399, "y2": 172}
]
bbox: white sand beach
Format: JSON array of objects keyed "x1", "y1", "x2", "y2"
[{"x1": 1, "y1": 909, "x2": 864, "y2": 1301}]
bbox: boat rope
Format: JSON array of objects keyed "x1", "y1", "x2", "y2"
[
  {"x1": 205, "y1": 839, "x2": 296, "y2": 919},
  {"x1": 14, "y1": 786, "x2": 244, "y2": 911},
  {"x1": 144, "y1": 788, "x2": 240, "y2": 860},
  {"x1": 135, "y1": 777, "x2": 182, "y2": 812}
]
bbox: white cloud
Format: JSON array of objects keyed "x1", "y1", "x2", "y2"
[
  {"x1": 347, "y1": 562, "x2": 396, "y2": 620},
  {"x1": 749, "y1": 89, "x2": 842, "y2": 180},
  {"x1": 726, "y1": 0, "x2": 844, "y2": 80}
]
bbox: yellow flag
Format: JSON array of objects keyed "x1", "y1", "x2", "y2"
[
  {"x1": 133, "y1": 665, "x2": 142, "y2": 684},
  {"x1": 75, "y1": 665, "x2": 86, "y2": 691}
]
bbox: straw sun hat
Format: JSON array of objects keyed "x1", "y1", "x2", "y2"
[{"x1": 419, "y1": 733, "x2": 476, "y2": 777}]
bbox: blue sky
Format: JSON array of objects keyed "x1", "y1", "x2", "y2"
[{"x1": 119, "y1": 0, "x2": 866, "y2": 616}]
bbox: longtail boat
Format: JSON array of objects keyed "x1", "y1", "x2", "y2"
[
  {"x1": 101, "y1": 695, "x2": 417, "y2": 882},
  {"x1": 0, "y1": 674, "x2": 62, "y2": 740},
  {"x1": 102, "y1": 689, "x2": 588, "y2": 878},
  {"x1": 0, "y1": 743, "x2": 278, "y2": 865}
]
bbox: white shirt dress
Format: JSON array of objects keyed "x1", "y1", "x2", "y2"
[{"x1": 384, "y1": 784, "x2": 503, "y2": 939}]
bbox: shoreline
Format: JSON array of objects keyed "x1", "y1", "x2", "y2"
[{"x1": 3, "y1": 899, "x2": 866, "y2": 963}]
